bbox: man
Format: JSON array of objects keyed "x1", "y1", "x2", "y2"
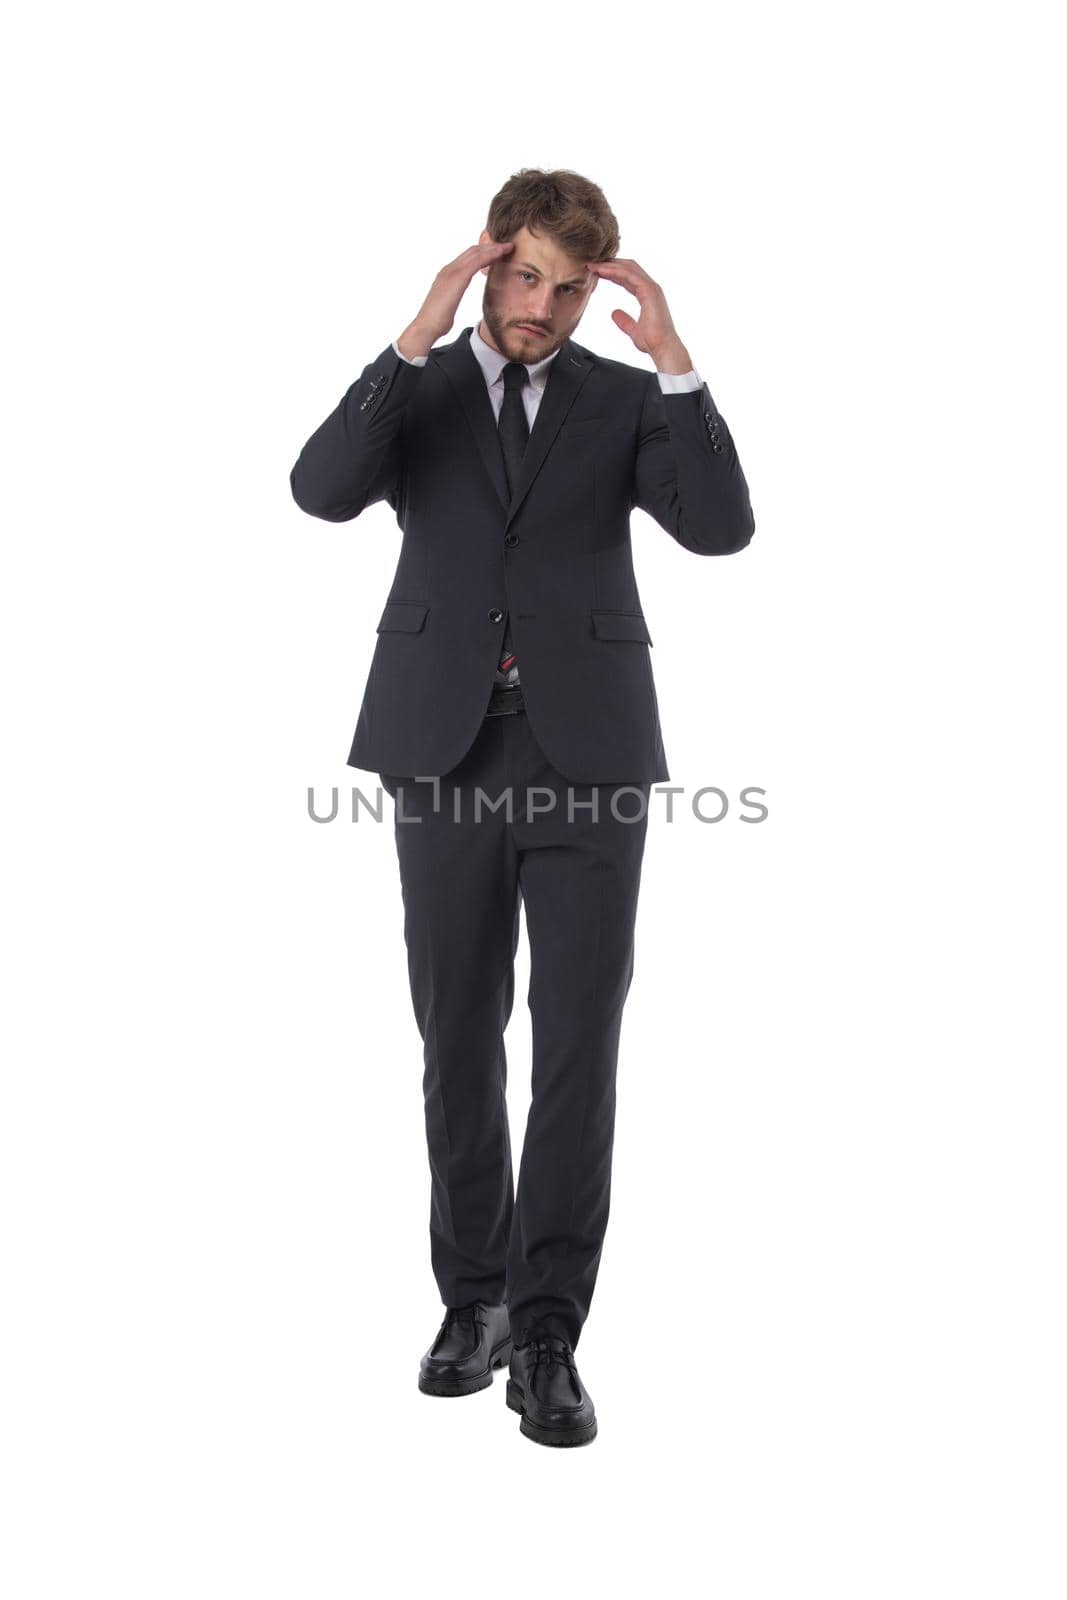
[{"x1": 290, "y1": 169, "x2": 755, "y2": 1447}]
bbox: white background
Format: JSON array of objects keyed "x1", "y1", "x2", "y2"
[{"x1": 2, "y1": 1, "x2": 1063, "y2": 1595}]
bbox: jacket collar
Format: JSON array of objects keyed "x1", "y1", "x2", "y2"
[{"x1": 431, "y1": 325, "x2": 595, "y2": 527}]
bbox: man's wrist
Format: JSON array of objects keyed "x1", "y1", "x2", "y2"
[
  {"x1": 649, "y1": 337, "x2": 692, "y2": 376},
  {"x1": 396, "y1": 323, "x2": 436, "y2": 361}
]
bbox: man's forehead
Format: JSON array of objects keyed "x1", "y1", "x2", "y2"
[
  {"x1": 508, "y1": 228, "x2": 591, "y2": 278},
  {"x1": 514, "y1": 239, "x2": 594, "y2": 285}
]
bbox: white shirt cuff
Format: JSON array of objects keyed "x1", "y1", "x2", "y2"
[
  {"x1": 393, "y1": 339, "x2": 428, "y2": 367},
  {"x1": 656, "y1": 366, "x2": 702, "y2": 393}
]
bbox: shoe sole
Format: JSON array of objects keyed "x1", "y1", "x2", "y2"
[
  {"x1": 506, "y1": 1378, "x2": 598, "y2": 1446},
  {"x1": 418, "y1": 1338, "x2": 513, "y2": 1397}
]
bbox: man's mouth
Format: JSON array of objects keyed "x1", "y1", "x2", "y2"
[{"x1": 516, "y1": 324, "x2": 547, "y2": 336}]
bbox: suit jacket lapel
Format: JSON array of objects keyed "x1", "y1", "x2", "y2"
[{"x1": 432, "y1": 327, "x2": 595, "y2": 527}]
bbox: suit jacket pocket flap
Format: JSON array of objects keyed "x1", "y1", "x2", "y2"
[
  {"x1": 590, "y1": 609, "x2": 652, "y2": 645},
  {"x1": 377, "y1": 601, "x2": 429, "y2": 633}
]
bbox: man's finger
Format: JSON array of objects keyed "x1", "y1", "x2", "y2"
[{"x1": 589, "y1": 261, "x2": 651, "y2": 291}]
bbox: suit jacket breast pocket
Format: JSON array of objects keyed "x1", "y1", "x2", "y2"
[{"x1": 559, "y1": 416, "x2": 606, "y2": 438}]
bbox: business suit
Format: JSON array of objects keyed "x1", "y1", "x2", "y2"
[
  {"x1": 290, "y1": 324, "x2": 754, "y2": 1354},
  {"x1": 290, "y1": 326, "x2": 754, "y2": 785}
]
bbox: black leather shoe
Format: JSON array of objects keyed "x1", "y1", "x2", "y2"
[
  {"x1": 507, "y1": 1333, "x2": 598, "y2": 1446},
  {"x1": 418, "y1": 1301, "x2": 513, "y2": 1397}
]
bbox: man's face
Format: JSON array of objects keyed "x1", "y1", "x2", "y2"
[{"x1": 477, "y1": 224, "x2": 598, "y2": 362}]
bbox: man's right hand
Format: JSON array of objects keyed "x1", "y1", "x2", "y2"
[{"x1": 396, "y1": 241, "x2": 515, "y2": 360}]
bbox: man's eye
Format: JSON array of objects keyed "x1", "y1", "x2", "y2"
[{"x1": 519, "y1": 271, "x2": 578, "y2": 295}]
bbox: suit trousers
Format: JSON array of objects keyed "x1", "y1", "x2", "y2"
[{"x1": 379, "y1": 706, "x2": 650, "y2": 1350}]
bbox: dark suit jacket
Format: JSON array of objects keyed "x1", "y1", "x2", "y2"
[{"x1": 289, "y1": 326, "x2": 755, "y2": 784}]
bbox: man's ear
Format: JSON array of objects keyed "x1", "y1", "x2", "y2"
[{"x1": 478, "y1": 227, "x2": 493, "y2": 275}]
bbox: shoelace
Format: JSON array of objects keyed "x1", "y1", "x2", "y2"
[
  {"x1": 438, "y1": 1303, "x2": 487, "y2": 1335},
  {"x1": 521, "y1": 1335, "x2": 578, "y2": 1375}
]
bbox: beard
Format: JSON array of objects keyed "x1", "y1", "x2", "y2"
[{"x1": 481, "y1": 284, "x2": 563, "y2": 362}]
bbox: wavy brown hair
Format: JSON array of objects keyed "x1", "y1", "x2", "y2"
[{"x1": 485, "y1": 168, "x2": 620, "y2": 263}]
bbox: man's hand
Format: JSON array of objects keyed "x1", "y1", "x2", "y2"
[
  {"x1": 397, "y1": 241, "x2": 515, "y2": 360},
  {"x1": 587, "y1": 258, "x2": 693, "y2": 374}
]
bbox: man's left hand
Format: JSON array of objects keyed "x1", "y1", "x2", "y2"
[{"x1": 587, "y1": 258, "x2": 693, "y2": 374}]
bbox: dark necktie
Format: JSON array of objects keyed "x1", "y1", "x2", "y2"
[{"x1": 495, "y1": 361, "x2": 529, "y2": 687}]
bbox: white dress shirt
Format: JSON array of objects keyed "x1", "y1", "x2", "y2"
[{"x1": 392, "y1": 323, "x2": 703, "y2": 425}]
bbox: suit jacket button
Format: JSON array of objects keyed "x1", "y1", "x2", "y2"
[
  {"x1": 488, "y1": 608, "x2": 504, "y2": 623},
  {"x1": 712, "y1": 442, "x2": 724, "y2": 453},
  {"x1": 504, "y1": 534, "x2": 519, "y2": 546}
]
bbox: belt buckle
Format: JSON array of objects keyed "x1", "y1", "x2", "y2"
[{"x1": 485, "y1": 685, "x2": 525, "y2": 718}]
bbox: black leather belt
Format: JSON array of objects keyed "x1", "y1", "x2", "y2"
[{"x1": 484, "y1": 684, "x2": 526, "y2": 718}]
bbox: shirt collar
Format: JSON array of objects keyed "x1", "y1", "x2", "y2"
[{"x1": 469, "y1": 320, "x2": 562, "y2": 392}]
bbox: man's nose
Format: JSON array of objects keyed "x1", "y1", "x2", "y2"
[{"x1": 527, "y1": 288, "x2": 554, "y2": 322}]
